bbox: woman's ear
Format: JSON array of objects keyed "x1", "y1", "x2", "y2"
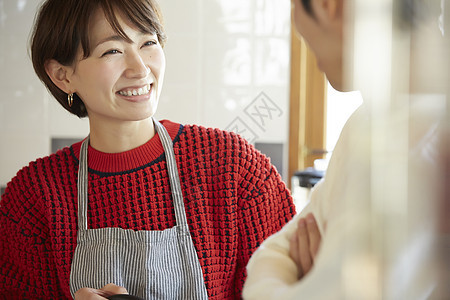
[
  {"x1": 312, "y1": 0, "x2": 342, "y2": 24},
  {"x1": 45, "y1": 59, "x2": 74, "y2": 93}
]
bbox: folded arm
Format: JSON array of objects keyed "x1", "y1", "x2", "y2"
[{"x1": 242, "y1": 180, "x2": 328, "y2": 299}]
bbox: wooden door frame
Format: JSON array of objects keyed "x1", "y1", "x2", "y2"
[{"x1": 288, "y1": 28, "x2": 327, "y2": 188}]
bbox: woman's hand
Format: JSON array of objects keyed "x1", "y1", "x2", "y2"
[
  {"x1": 289, "y1": 213, "x2": 322, "y2": 279},
  {"x1": 74, "y1": 283, "x2": 128, "y2": 300}
]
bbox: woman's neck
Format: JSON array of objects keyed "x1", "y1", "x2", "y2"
[{"x1": 88, "y1": 117, "x2": 156, "y2": 153}]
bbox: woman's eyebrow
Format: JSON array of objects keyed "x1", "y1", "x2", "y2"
[
  {"x1": 94, "y1": 32, "x2": 154, "y2": 49},
  {"x1": 94, "y1": 35, "x2": 125, "y2": 48}
]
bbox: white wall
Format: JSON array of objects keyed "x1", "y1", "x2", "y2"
[{"x1": 0, "y1": 0, "x2": 291, "y2": 188}]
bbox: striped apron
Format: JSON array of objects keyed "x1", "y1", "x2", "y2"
[{"x1": 69, "y1": 119, "x2": 208, "y2": 300}]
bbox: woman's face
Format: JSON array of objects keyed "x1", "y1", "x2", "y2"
[{"x1": 67, "y1": 8, "x2": 166, "y2": 126}]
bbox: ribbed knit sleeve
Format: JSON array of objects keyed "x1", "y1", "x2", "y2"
[
  {"x1": 234, "y1": 133, "x2": 296, "y2": 296},
  {"x1": 175, "y1": 125, "x2": 296, "y2": 298},
  {"x1": 0, "y1": 154, "x2": 75, "y2": 299}
]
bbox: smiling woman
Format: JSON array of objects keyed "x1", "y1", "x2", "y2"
[
  {"x1": 31, "y1": 0, "x2": 166, "y2": 119},
  {"x1": 44, "y1": 7, "x2": 166, "y2": 153},
  {"x1": 0, "y1": 0, "x2": 296, "y2": 299}
]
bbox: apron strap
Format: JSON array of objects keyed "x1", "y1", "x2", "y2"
[
  {"x1": 153, "y1": 119, "x2": 189, "y2": 226},
  {"x1": 76, "y1": 119, "x2": 189, "y2": 231},
  {"x1": 77, "y1": 136, "x2": 90, "y2": 231}
]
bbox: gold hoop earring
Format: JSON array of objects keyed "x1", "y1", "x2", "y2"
[{"x1": 68, "y1": 93, "x2": 74, "y2": 107}]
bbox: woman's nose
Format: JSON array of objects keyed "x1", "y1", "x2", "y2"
[{"x1": 124, "y1": 52, "x2": 150, "y2": 79}]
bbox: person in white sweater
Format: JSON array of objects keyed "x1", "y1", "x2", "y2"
[{"x1": 243, "y1": 0, "x2": 448, "y2": 298}]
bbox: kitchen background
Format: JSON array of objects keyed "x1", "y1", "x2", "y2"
[
  {"x1": 0, "y1": 0, "x2": 293, "y2": 192},
  {"x1": 1, "y1": 1, "x2": 447, "y2": 296}
]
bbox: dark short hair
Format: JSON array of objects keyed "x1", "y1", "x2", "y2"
[{"x1": 30, "y1": 0, "x2": 167, "y2": 118}]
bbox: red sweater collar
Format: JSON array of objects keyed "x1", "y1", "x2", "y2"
[{"x1": 71, "y1": 119, "x2": 182, "y2": 174}]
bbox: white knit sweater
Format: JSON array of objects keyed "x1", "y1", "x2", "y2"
[{"x1": 243, "y1": 97, "x2": 445, "y2": 299}]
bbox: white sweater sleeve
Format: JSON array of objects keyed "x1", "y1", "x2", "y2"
[
  {"x1": 242, "y1": 179, "x2": 331, "y2": 299},
  {"x1": 242, "y1": 106, "x2": 369, "y2": 300}
]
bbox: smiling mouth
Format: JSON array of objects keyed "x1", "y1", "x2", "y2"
[{"x1": 118, "y1": 84, "x2": 152, "y2": 96}]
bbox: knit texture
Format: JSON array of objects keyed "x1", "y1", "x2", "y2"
[{"x1": 0, "y1": 119, "x2": 295, "y2": 299}]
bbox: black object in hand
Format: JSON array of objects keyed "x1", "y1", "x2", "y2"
[{"x1": 107, "y1": 295, "x2": 144, "y2": 300}]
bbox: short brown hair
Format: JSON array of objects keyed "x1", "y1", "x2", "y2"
[{"x1": 30, "y1": 0, "x2": 167, "y2": 118}]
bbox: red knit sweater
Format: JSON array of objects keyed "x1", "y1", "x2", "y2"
[{"x1": 0, "y1": 120, "x2": 295, "y2": 299}]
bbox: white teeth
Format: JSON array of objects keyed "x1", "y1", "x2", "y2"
[{"x1": 119, "y1": 84, "x2": 151, "y2": 96}]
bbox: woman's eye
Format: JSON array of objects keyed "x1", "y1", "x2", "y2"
[
  {"x1": 102, "y1": 49, "x2": 120, "y2": 57},
  {"x1": 143, "y1": 40, "x2": 157, "y2": 47}
]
